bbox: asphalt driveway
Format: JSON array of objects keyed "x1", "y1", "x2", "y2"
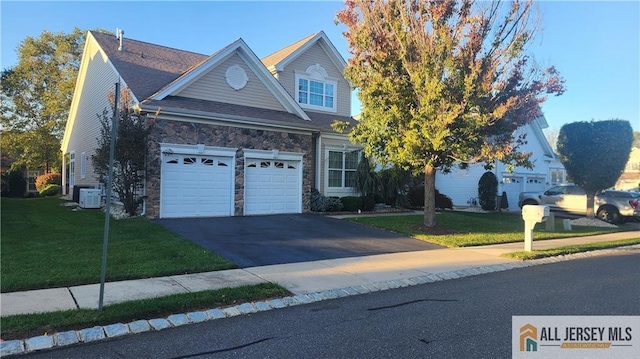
[{"x1": 155, "y1": 214, "x2": 443, "y2": 268}]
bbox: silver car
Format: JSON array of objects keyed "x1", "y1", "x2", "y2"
[{"x1": 518, "y1": 184, "x2": 640, "y2": 223}]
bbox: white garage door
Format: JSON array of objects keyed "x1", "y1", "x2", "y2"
[
  {"x1": 161, "y1": 154, "x2": 233, "y2": 218},
  {"x1": 502, "y1": 176, "x2": 523, "y2": 211},
  {"x1": 526, "y1": 177, "x2": 546, "y2": 193},
  {"x1": 244, "y1": 159, "x2": 301, "y2": 215}
]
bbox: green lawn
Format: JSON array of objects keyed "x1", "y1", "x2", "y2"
[
  {"x1": 1, "y1": 197, "x2": 237, "y2": 292},
  {"x1": 0, "y1": 283, "x2": 290, "y2": 340},
  {"x1": 502, "y1": 238, "x2": 640, "y2": 260},
  {"x1": 348, "y1": 211, "x2": 626, "y2": 247}
]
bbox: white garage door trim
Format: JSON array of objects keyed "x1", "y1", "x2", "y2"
[
  {"x1": 243, "y1": 149, "x2": 303, "y2": 215},
  {"x1": 160, "y1": 144, "x2": 237, "y2": 218}
]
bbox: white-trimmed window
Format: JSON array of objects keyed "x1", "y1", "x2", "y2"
[
  {"x1": 550, "y1": 168, "x2": 566, "y2": 185},
  {"x1": 295, "y1": 64, "x2": 337, "y2": 112},
  {"x1": 69, "y1": 151, "x2": 75, "y2": 188},
  {"x1": 27, "y1": 171, "x2": 39, "y2": 192},
  {"x1": 328, "y1": 151, "x2": 359, "y2": 188},
  {"x1": 80, "y1": 151, "x2": 86, "y2": 179}
]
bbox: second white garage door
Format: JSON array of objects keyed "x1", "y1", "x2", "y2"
[{"x1": 244, "y1": 159, "x2": 301, "y2": 215}]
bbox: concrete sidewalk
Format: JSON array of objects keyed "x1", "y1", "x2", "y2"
[{"x1": 2, "y1": 230, "x2": 638, "y2": 317}]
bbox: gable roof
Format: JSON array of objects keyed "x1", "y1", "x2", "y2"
[
  {"x1": 92, "y1": 31, "x2": 310, "y2": 121},
  {"x1": 261, "y1": 33, "x2": 318, "y2": 70},
  {"x1": 90, "y1": 31, "x2": 208, "y2": 101},
  {"x1": 261, "y1": 31, "x2": 348, "y2": 76},
  {"x1": 529, "y1": 112, "x2": 556, "y2": 158},
  {"x1": 71, "y1": 30, "x2": 354, "y2": 140},
  {"x1": 150, "y1": 38, "x2": 310, "y2": 121}
]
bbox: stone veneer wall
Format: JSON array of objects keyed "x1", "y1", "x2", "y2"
[{"x1": 145, "y1": 119, "x2": 313, "y2": 218}]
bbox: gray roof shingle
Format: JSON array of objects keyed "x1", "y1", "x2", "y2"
[
  {"x1": 90, "y1": 31, "x2": 208, "y2": 100},
  {"x1": 305, "y1": 111, "x2": 357, "y2": 132}
]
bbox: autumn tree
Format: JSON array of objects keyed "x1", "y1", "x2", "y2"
[
  {"x1": 336, "y1": 0, "x2": 564, "y2": 227},
  {"x1": 0, "y1": 28, "x2": 84, "y2": 173},
  {"x1": 556, "y1": 119, "x2": 633, "y2": 219}
]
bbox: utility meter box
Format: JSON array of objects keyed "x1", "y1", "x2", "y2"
[{"x1": 522, "y1": 205, "x2": 550, "y2": 223}]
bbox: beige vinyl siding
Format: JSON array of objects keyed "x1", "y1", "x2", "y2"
[
  {"x1": 175, "y1": 53, "x2": 286, "y2": 112},
  {"x1": 278, "y1": 43, "x2": 351, "y2": 117},
  {"x1": 65, "y1": 37, "x2": 121, "y2": 187}
]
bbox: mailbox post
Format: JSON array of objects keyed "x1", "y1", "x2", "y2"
[{"x1": 521, "y1": 205, "x2": 550, "y2": 251}]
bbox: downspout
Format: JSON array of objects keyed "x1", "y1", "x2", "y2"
[
  {"x1": 141, "y1": 151, "x2": 147, "y2": 216},
  {"x1": 62, "y1": 152, "x2": 67, "y2": 195},
  {"x1": 140, "y1": 108, "x2": 148, "y2": 216},
  {"x1": 316, "y1": 133, "x2": 322, "y2": 193}
]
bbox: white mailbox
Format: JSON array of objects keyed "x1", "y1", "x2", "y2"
[
  {"x1": 522, "y1": 205, "x2": 550, "y2": 252},
  {"x1": 522, "y1": 205, "x2": 550, "y2": 223}
]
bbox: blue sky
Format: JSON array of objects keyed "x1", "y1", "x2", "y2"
[{"x1": 1, "y1": 1, "x2": 638, "y2": 132}]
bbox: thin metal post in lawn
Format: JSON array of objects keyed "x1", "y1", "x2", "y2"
[{"x1": 99, "y1": 82, "x2": 119, "y2": 311}]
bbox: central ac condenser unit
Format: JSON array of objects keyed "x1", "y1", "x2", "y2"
[{"x1": 79, "y1": 188, "x2": 101, "y2": 209}]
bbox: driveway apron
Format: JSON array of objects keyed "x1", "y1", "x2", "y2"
[{"x1": 155, "y1": 214, "x2": 443, "y2": 268}]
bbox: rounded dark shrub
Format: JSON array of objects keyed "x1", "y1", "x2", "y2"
[
  {"x1": 478, "y1": 171, "x2": 498, "y2": 211},
  {"x1": 435, "y1": 189, "x2": 453, "y2": 210},
  {"x1": 361, "y1": 195, "x2": 376, "y2": 211},
  {"x1": 340, "y1": 196, "x2": 363, "y2": 212},
  {"x1": 6, "y1": 171, "x2": 26, "y2": 198},
  {"x1": 39, "y1": 184, "x2": 61, "y2": 197},
  {"x1": 500, "y1": 191, "x2": 509, "y2": 210}
]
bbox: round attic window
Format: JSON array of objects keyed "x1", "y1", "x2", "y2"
[{"x1": 225, "y1": 65, "x2": 248, "y2": 90}]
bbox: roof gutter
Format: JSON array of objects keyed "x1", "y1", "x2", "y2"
[{"x1": 138, "y1": 104, "x2": 320, "y2": 134}]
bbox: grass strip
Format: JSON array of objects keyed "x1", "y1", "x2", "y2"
[
  {"x1": 501, "y1": 238, "x2": 640, "y2": 260},
  {"x1": 1, "y1": 283, "x2": 290, "y2": 340},
  {"x1": 1, "y1": 198, "x2": 237, "y2": 292},
  {"x1": 348, "y1": 212, "x2": 625, "y2": 247}
]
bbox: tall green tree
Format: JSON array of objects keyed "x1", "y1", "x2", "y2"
[
  {"x1": 556, "y1": 119, "x2": 633, "y2": 218},
  {"x1": 335, "y1": 0, "x2": 564, "y2": 227},
  {"x1": 0, "y1": 28, "x2": 84, "y2": 173}
]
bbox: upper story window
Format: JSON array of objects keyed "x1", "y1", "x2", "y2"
[{"x1": 295, "y1": 64, "x2": 337, "y2": 112}]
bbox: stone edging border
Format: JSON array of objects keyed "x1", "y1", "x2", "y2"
[{"x1": 2, "y1": 244, "x2": 638, "y2": 356}]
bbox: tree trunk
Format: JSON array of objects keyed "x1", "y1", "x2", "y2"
[
  {"x1": 585, "y1": 191, "x2": 595, "y2": 219},
  {"x1": 423, "y1": 164, "x2": 437, "y2": 227}
]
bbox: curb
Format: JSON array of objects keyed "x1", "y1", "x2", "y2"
[{"x1": 2, "y1": 245, "x2": 638, "y2": 356}]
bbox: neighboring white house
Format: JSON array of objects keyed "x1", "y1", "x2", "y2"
[
  {"x1": 615, "y1": 147, "x2": 640, "y2": 190},
  {"x1": 435, "y1": 115, "x2": 566, "y2": 211}
]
